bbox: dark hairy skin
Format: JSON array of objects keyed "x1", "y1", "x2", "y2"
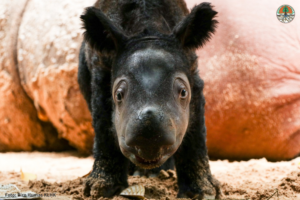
[{"x1": 78, "y1": 0, "x2": 222, "y2": 199}]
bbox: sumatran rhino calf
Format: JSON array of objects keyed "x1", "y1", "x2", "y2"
[{"x1": 78, "y1": 0, "x2": 221, "y2": 199}]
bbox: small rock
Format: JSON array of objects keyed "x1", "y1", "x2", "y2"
[
  {"x1": 166, "y1": 170, "x2": 176, "y2": 178},
  {"x1": 158, "y1": 170, "x2": 169, "y2": 179}
]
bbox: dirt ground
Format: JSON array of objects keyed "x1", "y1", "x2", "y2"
[{"x1": 0, "y1": 152, "x2": 299, "y2": 200}]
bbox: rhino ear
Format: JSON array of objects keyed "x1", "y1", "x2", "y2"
[
  {"x1": 173, "y1": 3, "x2": 218, "y2": 49},
  {"x1": 81, "y1": 7, "x2": 127, "y2": 53}
]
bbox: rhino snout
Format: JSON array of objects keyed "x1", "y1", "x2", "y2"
[{"x1": 125, "y1": 106, "x2": 176, "y2": 153}]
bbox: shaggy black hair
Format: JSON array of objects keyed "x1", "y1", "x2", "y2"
[{"x1": 78, "y1": 0, "x2": 221, "y2": 199}]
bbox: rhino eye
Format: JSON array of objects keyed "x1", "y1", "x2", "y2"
[
  {"x1": 116, "y1": 92, "x2": 123, "y2": 101},
  {"x1": 180, "y1": 89, "x2": 187, "y2": 98},
  {"x1": 114, "y1": 81, "x2": 127, "y2": 103},
  {"x1": 173, "y1": 78, "x2": 190, "y2": 109}
]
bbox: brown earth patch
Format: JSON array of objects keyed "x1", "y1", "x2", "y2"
[{"x1": 1, "y1": 152, "x2": 300, "y2": 200}]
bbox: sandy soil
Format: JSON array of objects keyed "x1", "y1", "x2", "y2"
[{"x1": 0, "y1": 152, "x2": 299, "y2": 200}]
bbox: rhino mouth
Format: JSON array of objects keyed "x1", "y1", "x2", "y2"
[
  {"x1": 135, "y1": 154, "x2": 162, "y2": 165},
  {"x1": 132, "y1": 154, "x2": 165, "y2": 169},
  {"x1": 119, "y1": 136, "x2": 179, "y2": 169},
  {"x1": 120, "y1": 146, "x2": 167, "y2": 169}
]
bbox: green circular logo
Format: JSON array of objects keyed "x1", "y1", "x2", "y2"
[{"x1": 277, "y1": 5, "x2": 295, "y2": 23}]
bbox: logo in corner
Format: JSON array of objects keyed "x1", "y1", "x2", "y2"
[{"x1": 277, "y1": 5, "x2": 295, "y2": 23}]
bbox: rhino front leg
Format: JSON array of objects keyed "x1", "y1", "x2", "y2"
[
  {"x1": 175, "y1": 78, "x2": 222, "y2": 199},
  {"x1": 83, "y1": 67, "x2": 129, "y2": 198},
  {"x1": 175, "y1": 126, "x2": 222, "y2": 199},
  {"x1": 84, "y1": 154, "x2": 129, "y2": 198}
]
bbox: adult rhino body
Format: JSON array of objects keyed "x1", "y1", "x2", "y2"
[
  {"x1": 188, "y1": 0, "x2": 300, "y2": 160},
  {"x1": 78, "y1": 0, "x2": 221, "y2": 198}
]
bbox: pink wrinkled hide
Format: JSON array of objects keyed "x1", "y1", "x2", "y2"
[{"x1": 186, "y1": 0, "x2": 300, "y2": 160}]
